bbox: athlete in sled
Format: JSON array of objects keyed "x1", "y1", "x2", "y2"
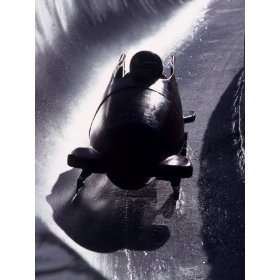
[{"x1": 68, "y1": 51, "x2": 196, "y2": 202}]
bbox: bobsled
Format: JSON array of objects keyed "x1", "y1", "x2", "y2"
[{"x1": 68, "y1": 51, "x2": 196, "y2": 201}]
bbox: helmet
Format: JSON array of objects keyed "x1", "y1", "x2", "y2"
[{"x1": 129, "y1": 51, "x2": 163, "y2": 81}]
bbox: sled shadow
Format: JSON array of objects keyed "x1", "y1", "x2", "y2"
[{"x1": 47, "y1": 169, "x2": 173, "y2": 253}]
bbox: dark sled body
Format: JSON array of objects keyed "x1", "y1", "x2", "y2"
[{"x1": 68, "y1": 51, "x2": 195, "y2": 194}]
